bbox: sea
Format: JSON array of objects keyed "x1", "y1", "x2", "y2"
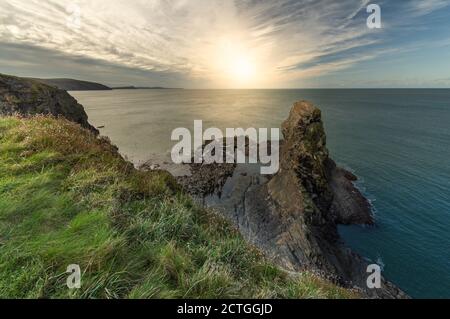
[{"x1": 71, "y1": 89, "x2": 450, "y2": 298}]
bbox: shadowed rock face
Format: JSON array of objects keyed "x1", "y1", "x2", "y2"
[
  {"x1": 271, "y1": 101, "x2": 374, "y2": 227},
  {"x1": 0, "y1": 73, "x2": 98, "y2": 134},
  {"x1": 260, "y1": 101, "x2": 381, "y2": 290},
  {"x1": 178, "y1": 100, "x2": 407, "y2": 298}
]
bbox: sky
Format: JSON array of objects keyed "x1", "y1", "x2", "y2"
[{"x1": 1, "y1": 0, "x2": 450, "y2": 88}]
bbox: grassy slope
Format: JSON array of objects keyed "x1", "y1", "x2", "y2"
[{"x1": 0, "y1": 115, "x2": 357, "y2": 299}]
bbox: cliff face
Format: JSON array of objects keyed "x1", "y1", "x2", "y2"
[
  {"x1": 263, "y1": 101, "x2": 383, "y2": 291},
  {"x1": 270, "y1": 101, "x2": 374, "y2": 228},
  {"x1": 0, "y1": 73, "x2": 98, "y2": 133},
  {"x1": 178, "y1": 101, "x2": 407, "y2": 299}
]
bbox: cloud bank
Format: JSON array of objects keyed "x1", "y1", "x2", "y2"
[{"x1": 0, "y1": 0, "x2": 449, "y2": 87}]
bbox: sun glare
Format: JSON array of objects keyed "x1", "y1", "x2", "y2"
[
  {"x1": 230, "y1": 56, "x2": 254, "y2": 82},
  {"x1": 209, "y1": 37, "x2": 263, "y2": 87}
]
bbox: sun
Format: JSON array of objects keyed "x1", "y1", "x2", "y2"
[
  {"x1": 209, "y1": 37, "x2": 261, "y2": 87},
  {"x1": 230, "y1": 56, "x2": 255, "y2": 82}
]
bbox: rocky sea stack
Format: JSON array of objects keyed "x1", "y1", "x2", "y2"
[
  {"x1": 179, "y1": 101, "x2": 407, "y2": 299},
  {"x1": 0, "y1": 73, "x2": 98, "y2": 133}
]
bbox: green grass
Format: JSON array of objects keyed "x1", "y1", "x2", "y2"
[{"x1": 0, "y1": 115, "x2": 358, "y2": 299}]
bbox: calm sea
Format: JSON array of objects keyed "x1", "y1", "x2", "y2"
[{"x1": 71, "y1": 89, "x2": 450, "y2": 298}]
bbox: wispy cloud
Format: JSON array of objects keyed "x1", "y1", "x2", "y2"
[
  {"x1": 409, "y1": 0, "x2": 449, "y2": 15},
  {"x1": 0, "y1": 0, "x2": 449, "y2": 87}
]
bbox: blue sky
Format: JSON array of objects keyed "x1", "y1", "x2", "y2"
[{"x1": 1, "y1": 0, "x2": 450, "y2": 88}]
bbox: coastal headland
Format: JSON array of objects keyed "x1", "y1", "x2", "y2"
[{"x1": 0, "y1": 73, "x2": 407, "y2": 298}]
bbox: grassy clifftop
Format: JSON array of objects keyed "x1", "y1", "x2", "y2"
[{"x1": 0, "y1": 115, "x2": 357, "y2": 299}]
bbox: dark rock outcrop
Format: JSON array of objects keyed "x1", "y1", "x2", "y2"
[
  {"x1": 0, "y1": 73, "x2": 98, "y2": 134},
  {"x1": 271, "y1": 101, "x2": 374, "y2": 227},
  {"x1": 178, "y1": 100, "x2": 407, "y2": 299}
]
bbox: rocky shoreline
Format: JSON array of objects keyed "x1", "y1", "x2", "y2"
[{"x1": 172, "y1": 101, "x2": 407, "y2": 299}]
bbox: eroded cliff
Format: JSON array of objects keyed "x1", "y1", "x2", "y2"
[{"x1": 0, "y1": 73, "x2": 98, "y2": 133}]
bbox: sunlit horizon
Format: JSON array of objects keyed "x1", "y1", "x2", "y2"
[{"x1": 1, "y1": 1, "x2": 450, "y2": 88}]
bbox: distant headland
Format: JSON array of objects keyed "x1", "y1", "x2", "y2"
[
  {"x1": 112, "y1": 85, "x2": 183, "y2": 90},
  {"x1": 29, "y1": 78, "x2": 112, "y2": 91},
  {"x1": 30, "y1": 77, "x2": 181, "y2": 91}
]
